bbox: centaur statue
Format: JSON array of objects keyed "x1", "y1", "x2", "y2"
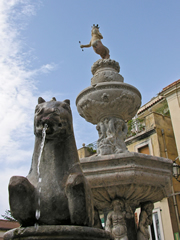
[{"x1": 80, "y1": 24, "x2": 110, "y2": 59}]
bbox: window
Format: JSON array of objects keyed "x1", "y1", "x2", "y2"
[
  {"x1": 135, "y1": 139, "x2": 153, "y2": 155},
  {"x1": 149, "y1": 208, "x2": 165, "y2": 240},
  {"x1": 138, "y1": 145, "x2": 150, "y2": 154}
]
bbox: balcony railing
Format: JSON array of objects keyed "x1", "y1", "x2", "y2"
[{"x1": 126, "y1": 118, "x2": 145, "y2": 138}]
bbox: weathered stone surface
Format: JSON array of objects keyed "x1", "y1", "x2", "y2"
[
  {"x1": 137, "y1": 202, "x2": 154, "y2": 240},
  {"x1": 96, "y1": 117, "x2": 128, "y2": 155},
  {"x1": 91, "y1": 59, "x2": 120, "y2": 75},
  {"x1": 76, "y1": 59, "x2": 142, "y2": 156},
  {"x1": 105, "y1": 199, "x2": 133, "y2": 240},
  {"x1": 91, "y1": 59, "x2": 123, "y2": 85},
  {"x1": 80, "y1": 152, "x2": 173, "y2": 211},
  {"x1": 8, "y1": 98, "x2": 94, "y2": 227},
  {"x1": 76, "y1": 59, "x2": 141, "y2": 157},
  {"x1": 4, "y1": 225, "x2": 114, "y2": 240},
  {"x1": 76, "y1": 82, "x2": 141, "y2": 124}
]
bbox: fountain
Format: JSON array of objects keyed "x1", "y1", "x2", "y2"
[
  {"x1": 4, "y1": 25, "x2": 172, "y2": 240},
  {"x1": 78, "y1": 25, "x2": 173, "y2": 240}
]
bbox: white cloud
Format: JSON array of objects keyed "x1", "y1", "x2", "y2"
[
  {"x1": 28, "y1": 63, "x2": 58, "y2": 76},
  {"x1": 0, "y1": 0, "x2": 55, "y2": 216}
]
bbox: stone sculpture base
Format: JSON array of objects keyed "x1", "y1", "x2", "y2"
[
  {"x1": 4, "y1": 225, "x2": 114, "y2": 240},
  {"x1": 80, "y1": 152, "x2": 173, "y2": 209}
]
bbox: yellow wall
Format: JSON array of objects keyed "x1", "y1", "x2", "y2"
[
  {"x1": 153, "y1": 113, "x2": 177, "y2": 160},
  {"x1": 78, "y1": 146, "x2": 91, "y2": 158},
  {"x1": 154, "y1": 198, "x2": 174, "y2": 240},
  {"x1": 126, "y1": 111, "x2": 179, "y2": 237},
  {"x1": 0, "y1": 231, "x2": 4, "y2": 239},
  {"x1": 127, "y1": 112, "x2": 178, "y2": 160},
  {"x1": 165, "y1": 91, "x2": 180, "y2": 157},
  {"x1": 136, "y1": 198, "x2": 174, "y2": 240}
]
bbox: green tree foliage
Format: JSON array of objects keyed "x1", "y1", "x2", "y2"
[{"x1": 86, "y1": 143, "x2": 97, "y2": 155}]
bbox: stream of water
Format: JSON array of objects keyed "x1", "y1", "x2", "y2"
[{"x1": 35, "y1": 123, "x2": 48, "y2": 228}]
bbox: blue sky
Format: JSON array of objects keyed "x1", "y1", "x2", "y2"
[{"x1": 0, "y1": 0, "x2": 180, "y2": 216}]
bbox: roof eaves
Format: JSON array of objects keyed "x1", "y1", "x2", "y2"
[{"x1": 137, "y1": 96, "x2": 164, "y2": 115}]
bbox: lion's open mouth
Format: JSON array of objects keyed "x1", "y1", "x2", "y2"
[
  {"x1": 36, "y1": 118, "x2": 69, "y2": 137},
  {"x1": 36, "y1": 124, "x2": 49, "y2": 134},
  {"x1": 36, "y1": 124, "x2": 54, "y2": 134}
]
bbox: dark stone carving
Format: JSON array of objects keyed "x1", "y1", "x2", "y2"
[
  {"x1": 137, "y1": 202, "x2": 154, "y2": 240},
  {"x1": 8, "y1": 98, "x2": 95, "y2": 227}
]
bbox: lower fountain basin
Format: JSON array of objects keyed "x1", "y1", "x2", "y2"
[
  {"x1": 80, "y1": 152, "x2": 172, "y2": 211},
  {"x1": 4, "y1": 225, "x2": 113, "y2": 240},
  {"x1": 76, "y1": 82, "x2": 141, "y2": 124}
]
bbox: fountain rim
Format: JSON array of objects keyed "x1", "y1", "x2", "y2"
[
  {"x1": 4, "y1": 225, "x2": 114, "y2": 240},
  {"x1": 76, "y1": 82, "x2": 142, "y2": 106},
  {"x1": 91, "y1": 58, "x2": 120, "y2": 75}
]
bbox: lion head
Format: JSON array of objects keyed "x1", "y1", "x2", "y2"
[{"x1": 34, "y1": 97, "x2": 73, "y2": 140}]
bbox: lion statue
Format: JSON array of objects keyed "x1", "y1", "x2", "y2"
[{"x1": 8, "y1": 97, "x2": 96, "y2": 227}]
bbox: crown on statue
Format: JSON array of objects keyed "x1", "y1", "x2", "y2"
[{"x1": 92, "y1": 24, "x2": 99, "y2": 29}]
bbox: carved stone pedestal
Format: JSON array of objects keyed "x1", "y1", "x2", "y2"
[
  {"x1": 80, "y1": 152, "x2": 173, "y2": 240},
  {"x1": 76, "y1": 58, "x2": 173, "y2": 239},
  {"x1": 76, "y1": 59, "x2": 141, "y2": 155},
  {"x1": 4, "y1": 225, "x2": 114, "y2": 240},
  {"x1": 80, "y1": 152, "x2": 172, "y2": 209},
  {"x1": 96, "y1": 117, "x2": 128, "y2": 155}
]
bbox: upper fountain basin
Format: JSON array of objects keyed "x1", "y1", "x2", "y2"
[{"x1": 76, "y1": 82, "x2": 141, "y2": 124}]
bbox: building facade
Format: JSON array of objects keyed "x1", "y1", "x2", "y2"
[
  {"x1": 0, "y1": 220, "x2": 19, "y2": 240},
  {"x1": 126, "y1": 82, "x2": 180, "y2": 239}
]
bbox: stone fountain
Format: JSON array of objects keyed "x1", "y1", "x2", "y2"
[
  {"x1": 76, "y1": 58, "x2": 141, "y2": 155},
  {"x1": 4, "y1": 25, "x2": 172, "y2": 240},
  {"x1": 78, "y1": 25, "x2": 173, "y2": 240}
]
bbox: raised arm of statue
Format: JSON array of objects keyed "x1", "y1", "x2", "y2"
[{"x1": 80, "y1": 42, "x2": 91, "y2": 48}]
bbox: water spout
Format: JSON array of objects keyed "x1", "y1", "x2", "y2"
[
  {"x1": 37, "y1": 123, "x2": 48, "y2": 177},
  {"x1": 35, "y1": 123, "x2": 48, "y2": 225}
]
